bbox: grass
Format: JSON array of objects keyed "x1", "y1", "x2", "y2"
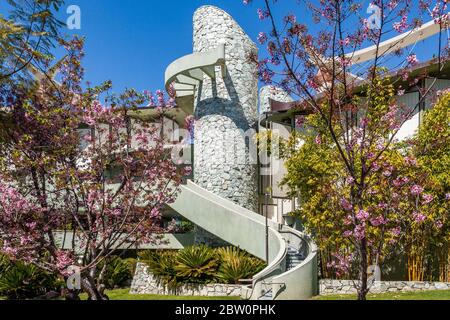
[
  {"x1": 79, "y1": 288, "x2": 241, "y2": 300},
  {"x1": 313, "y1": 289, "x2": 450, "y2": 300},
  {"x1": 4, "y1": 288, "x2": 450, "y2": 301},
  {"x1": 0, "y1": 289, "x2": 240, "y2": 301}
]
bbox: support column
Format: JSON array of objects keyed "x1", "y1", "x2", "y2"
[{"x1": 192, "y1": 6, "x2": 259, "y2": 212}]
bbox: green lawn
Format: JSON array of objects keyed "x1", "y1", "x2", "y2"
[
  {"x1": 4, "y1": 288, "x2": 450, "y2": 300},
  {"x1": 80, "y1": 288, "x2": 241, "y2": 300},
  {"x1": 314, "y1": 290, "x2": 450, "y2": 300},
  {"x1": 0, "y1": 288, "x2": 240, "y2": 301}
]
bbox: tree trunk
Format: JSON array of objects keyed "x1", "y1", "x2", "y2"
[
  {"x1": 358, "y1": 239, "x2": 369, "y2": 301},
  {"x1": 64, "y1": 290, "x2": 81, "y2": 301},
  {"x1": 81, "y1": 277, "x2": 109, "y2": 300}
]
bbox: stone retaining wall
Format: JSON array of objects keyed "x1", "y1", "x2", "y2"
[
  {"x1": 320, "y1": 279, "x2": 450, "y2": 295},
  {"x1": 130, "y1": 263, "x2": 243, "y2": 297}
]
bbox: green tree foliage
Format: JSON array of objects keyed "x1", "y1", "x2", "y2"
[
  {"x1": 411, "y1": 91, "x2": 450, "y2": 281},
  {"x1": 0, "y1": 0, "x2": 64, "y2": 81},
  {"x1": 279, "y1": 77, "x2": 439, "y2": 281}
]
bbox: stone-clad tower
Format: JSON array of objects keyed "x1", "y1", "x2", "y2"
[{"x1": 193, "y1": 6, "x2": 259, "y2": 212}]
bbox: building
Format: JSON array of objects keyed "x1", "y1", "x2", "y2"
[{"x1": 155, "y1": 5, "x2": 450, "y2": 299}]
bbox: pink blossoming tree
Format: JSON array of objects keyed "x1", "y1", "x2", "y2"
[
  {"x1": 245, "y1": 0, "x2": 449, "y2": 299},
  {"x1": 0, "y1": 38, "x2": 190, "y2": 300}
]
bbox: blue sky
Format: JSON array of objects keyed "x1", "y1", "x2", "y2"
[
  {"x1": 58, "y1": 0, "x2": 279, "y2": 94},
  {"x1": 1, "y1": 1, "x2": 444, "y2": 96}
]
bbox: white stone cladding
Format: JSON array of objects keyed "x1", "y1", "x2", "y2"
[
  {"x1": 319, "y1": 279, "x2": 450, "y2": 295},
  {"x1": 192, "y1": 6, "x2": 259, "y2": 212},
  {"x1": 259, "y1": 85, "x2": 294, "y2": 113}
]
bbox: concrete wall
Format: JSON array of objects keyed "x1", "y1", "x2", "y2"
[{"x1": 193, "y1": 6, "x2": 259, "y2": 212}]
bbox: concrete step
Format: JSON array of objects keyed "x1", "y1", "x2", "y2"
[{"x1": 259, "y1": 290, "x2": 273, "y2": 300}]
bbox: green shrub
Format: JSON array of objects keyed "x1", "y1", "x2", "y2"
[
  {"x1": 124, "y1": 257, "x2": 138, "y2": 277},
  {"x1": 145, "y1": 250, "x2": 180, "y2": 291},
  {"x1": 141, "y1": 246, "x2": 267, "y2": 287},
  {"x1": 175, "y1": 245, "x2": 219, "y2": 284},
  {"x1": 175, "y1": 221, "x2": 195, "y2": 233},
  {"x1": 99, "y1": 256, "x2": 133, "y2": 289},
  {"x1": 0, "y1": 254, "x2": 11, "y2": 275},
  {"x1": 0, "y1": 261, "x2": 61, "y2": 300},
  {"x1": 216, "y1": 247, "x2": 267, "y2": 284}
]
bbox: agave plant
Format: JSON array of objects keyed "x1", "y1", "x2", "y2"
[
  {"x1": 98, "y1": 256, "x2": 134, "y2": 289},
  {"x1": 175, "y1": 245, "x2": 219, "y2": 284},
  {"x1": 145, "y1": 250, "x2": 180, "y2": 291},
  {"x1": 216, "y1": 247, "x2": 267, "y2": 284},
  {"x1": 0, "y1": 261, "x2": 61, "y2": 300},
  {"x1": 0, "y1": 254, "x2": 11, "y2": 276}
]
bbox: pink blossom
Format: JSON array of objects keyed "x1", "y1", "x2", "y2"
[
  {"x1": 257, "y1": 32, "x2": 268, "y2": 44},
  {"x1": 372, "y1": 161, "x2": 381, "y2": 171},
  {"x1": 404, "y1": 156, "x2": 417, "y2": 166},
  {"x1": 315, "y1": 135, "x2": 322, "y2": 145},
  {"x1": 257, "y1": 8, "x2": 270, "y2": 20},
  {"x1": 370, "y1": 215, "x2": 388, "y2": 227},
  {"x1": 354, "y1": 224, "x2": 366, "y2": 240},
  {"x1": 339, "y1": 37, "x2": 350, "y2": 46},
  {"x1": 328, "y1": 252, "x2": 353, "y2": 277},
  {"x1": 343, "y1": 215, "x2": 354, "y2": 225},
  {"x1": 393, "y1": 177, "x2": 404, "y2": 187},
  {"x1": 435, "y1": 220, "x2": 443, "y2": 229},
  {"x1": 388, "y1": 0, "x2": 399, "y2": 10},
  {"x1": 406, "y1": 54, "x2": 419, "y2": 66},
  {"x1": 410, "y1": 185, "x2": 424, "y2": 196},
  {"x1": 422, "y1": 194, "x2": 434, "y2": 205},
  {"x1": 55, "y1": 250, "x2": 74, "y2": 272},
  {"x1": 295, "y1": 116, "x2": 305, "y2": 128},
  {"x1": 390, "y1": 227, "x2": 401, "y2": 236},
  {"x1": 378, "y1": 202, "x2": 388, "y2": 210},
  {"x1": 360, "y1": 117, "x2": 369, "y2": 128},
  {"x1": 383, "y1": 170, "x2": 392, "y2": 177},
  {"x1": 284, "y1": 14, "x2": 296, "y2": 24},
  {"x1": 413, "y1": 211, "x2": 427, "y2": 223},
  {"x1": 346, "y1": 176, "x2": 355, "y2": 185},
  {"x1": 401, "y1": 71, "x2": 410, "y2": 81},
  {"x1": 446, "y1": 193, "x2": 450, "y2": 200},
  {"x1": 340, "y1": 198, "x2": 353, "y2": 211},
  {"x1": 356, "y1": 209, "x2": 370, "y2": 221},
  {"x1": 337, "y1": 56, "x2": 352, "y2": 67},
  {"x1": 343, "y1": 230, "x2": 353, "y2": 237},
  {"x1": 393, "y1": 15, "x2": 408, "y2": 33}
]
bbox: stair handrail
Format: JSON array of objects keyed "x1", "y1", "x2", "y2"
[
  {"x1": 245, "y1": 229, "x2": 287, "y2": 300},
  {"x1": 270, "y1": 227, "x2": 318, "y2": 300}
]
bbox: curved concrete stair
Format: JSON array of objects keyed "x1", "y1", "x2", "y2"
[{"x1": 169, "y1": 180, "x2": 318, "y2": 300}]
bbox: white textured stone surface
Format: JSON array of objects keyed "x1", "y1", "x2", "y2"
[
  {"x1": 193, "y1": 6, "x2": 259, "y2": 212},
  {"x1": 259, "y1": 86, "x2": 294, "y2": 113},
  {"x1": 319, "y1": 279, "x2": 450, "y2": 295},
  {"x1": 130, "y1": 263, "x2": 243, "y2": 297}
]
